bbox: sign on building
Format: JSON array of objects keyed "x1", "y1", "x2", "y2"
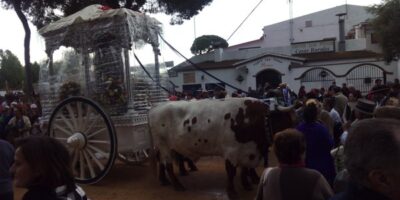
[{"x1": 291, "y1": 39, "x2": 335, "y2": 55}]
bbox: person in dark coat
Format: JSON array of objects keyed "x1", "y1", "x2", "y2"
[
  {"x1": 330, "y1": 118, "x2": 400, "y2": 200},
  {"x1": 0, "y1": 139, "x2": 14, "y2": 200},
  {"x1": 297, "y1": 99, "x2": 336, "y2": 185}
]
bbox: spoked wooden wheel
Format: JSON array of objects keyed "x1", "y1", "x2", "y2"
[
  {"x1": 48, "y1": 97, "x2": 117, "y2": 184},
  {"x1": 118, "y1": 149, "x2": 151, "y2": 165}
]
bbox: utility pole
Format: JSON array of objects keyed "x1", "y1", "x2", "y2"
[{"x1": 289, "y1": 0, "x2": 294, "y2": 43}]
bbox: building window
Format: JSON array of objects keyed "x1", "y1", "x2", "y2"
[
  {"x1": 305, "y1": 20, "x2": 313, "y2": 28},
  {"x1": 183, "y1": 72, "x2": 196, "y2": 83}
]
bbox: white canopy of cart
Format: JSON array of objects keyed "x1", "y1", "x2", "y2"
[{"x1": 39, "y1": 4, "x2": 162, "y2": 55}]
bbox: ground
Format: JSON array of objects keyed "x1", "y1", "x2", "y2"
[{"x1": 15, "y1": 154, "x2": 278, "y2": 200}]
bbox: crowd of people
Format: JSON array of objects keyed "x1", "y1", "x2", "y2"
[
  {"x1": 169, "y1": 79, "x2": 400, "y2": 200},
  {"x1": 253, "y1": 79, "x2": 400, "y2": 200},
  {"x1": 1, "y1": 78, "x2": 400, "y2": 200},
  {"x1": 0, "y1": 92, "x2": 42, "y2": 145},
  {"x1": 0, "y1": 92, "x2": 87, "y2": 200}
]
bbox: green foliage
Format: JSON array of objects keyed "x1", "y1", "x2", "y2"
[
  {"x1": 190, "y1": 35, "x2": 229, "y2": 55},
  {"x1": 369, "y1": 0, "x2": 400, "y2": 62},
  {"x1": 0, "y1": 49, "x2": 24, "y2": 89},
  {"x1": 31, "y1": 62, "x2": 40, "y2": 83},
  {"x1": 153, "y1": 0, "x2": 213, "y2": 24},
  {"x1": 0, "y1": 0, "x2": 64, "y2": 28},
  {"x1": 1, "y1": 0, "x2": 215, "y2": 29}
]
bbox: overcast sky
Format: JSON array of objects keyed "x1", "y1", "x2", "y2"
[{"x1": 0, "y1": 0, "x2": 382, "y2": 66}]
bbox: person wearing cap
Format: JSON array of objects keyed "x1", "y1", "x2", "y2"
[
  {"x1": 340, "y1": 99, "x2": 375, "y2": 144},
  {"x1": 332, "y1": 99, "x2": 376, "y2": 193}
]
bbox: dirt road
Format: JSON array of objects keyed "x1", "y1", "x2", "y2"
[{"x1": 15, "y1": 156, "x2": 277, "y2": 200}]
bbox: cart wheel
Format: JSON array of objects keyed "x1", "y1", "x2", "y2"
[
  {"x1": 118, "y1": 149, "x2": 151, "y2": 165},
  {"x1": 48, "y1": 97, "x2": 117, "y2": 184}
]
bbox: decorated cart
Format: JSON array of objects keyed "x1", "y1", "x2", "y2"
[{"x1": 38, "y1": 5, "x2": 167, "y2": 184}]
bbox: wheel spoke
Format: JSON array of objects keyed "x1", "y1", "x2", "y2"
[
  {"x1": 77, "y1": 102, "x2": 84, "y2": 131},
  {"x1": 87, "y1": 128, "x2": 107, "y2": 139},
  {"x1": 85, "y1": 149, "x2": 105, "y2": 170},
  {"x1": 57, "y1": 113, "x2": 75, "y2": 133},
  {"x1": 143, "y1": 149, "x2": 149, "y2": 157},
  {"x1": 83, "y1": 115, "x2": 100, "y2": 135},
  {"x1": 79, "y1": 151, "x2": 85, "y2": 179},
  {"x1": 88, "y1": 140, "x2": 110, "y2": 145},
  {"x1": 53, "y1": 124, "x2": 73, "y2": 136},
  {"x1": 88, "y1": 144, "x2": 109, "y2": 159},
  {"x1": 49, "y1": 97, "x2": 116, "y2": 183},
  {"x1": 83, "y1": 150, "x2": 96, "y2": 178},
  {"x1": 135, "y1": 152, "x2": 140, "y2": 161},
  {"x1": 66, "y1": 104, "x2": 78, "y2": 130}
]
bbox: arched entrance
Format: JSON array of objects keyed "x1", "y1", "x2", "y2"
[
  {"x1": 345, "y1": 64, "x2": 386, "y2": 95},
  {"x1": 256, "y1": 69, "x2": 282, "y2": 89},
  {"x1": 298, "y1": 68, "x2": 336, "y2": 90}
]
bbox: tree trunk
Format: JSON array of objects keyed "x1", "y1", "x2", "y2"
[{"x1": 14, "y1": 0, "x2": 34, "y2": 97}]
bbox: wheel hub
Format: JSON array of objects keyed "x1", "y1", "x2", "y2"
[{"x1": 67, "y1": 132, "x2": 87, "y2": 149}]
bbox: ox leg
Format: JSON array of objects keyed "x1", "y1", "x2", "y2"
[
  {"x1": 240, "y1": 167, "x2": 253, "y2": 191},
  {"x1": 159, "y1": 163, "x2": 170, "y2": 185},
  {"x1": 225, "y1": 160, "x2": 238, "y2": 198},
  {"x1": 175, "y1": 153, "x2": 189, "y2": 176},
  {"x1": 186, "y1": 158, "x2": 198, "y2": 172},
  {"x1": 248, "y1": 168, "x2": 260, "y2": 184},
  {"x1": 166, "y1": 163, "x2": 186, "y2": 191}
]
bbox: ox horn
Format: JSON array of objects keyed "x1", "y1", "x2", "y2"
[{"x1": 276, "y1": 104, "x2": 295, "y2": 112}]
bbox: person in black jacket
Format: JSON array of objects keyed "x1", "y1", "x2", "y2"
[
  {"x1": 330, "y1": 118, "x2": 400, "y2": 200},
  {"x1": 10, "y1": 136, "x2": 87, "y2": 200},
  {"x1": 0, "y1": 139, "x2": 14, "y2": 200}
]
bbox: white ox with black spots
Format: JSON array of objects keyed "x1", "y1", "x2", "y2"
[{"x1": 148, "y1": 97, "x2": 268, "y2": 197}]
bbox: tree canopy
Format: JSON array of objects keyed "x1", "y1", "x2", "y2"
[
  {"x1": 190, "y1": 35, "x2": 229, "y2": 55},
  {"x1": 0, "y1": 49, "x2": 24, "y2": 90},
  {"x1": 1, "y1": 0, "x2": 215, "y2": 28},
  {"x1": 369, "y1": 0, "x2": 400, "y2": 62}
]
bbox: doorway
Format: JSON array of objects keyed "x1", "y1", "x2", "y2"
[{"x1": 256, "y1": 69, "x2": 282, "y2": 89}]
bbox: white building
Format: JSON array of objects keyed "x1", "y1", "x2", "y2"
[{"x1": 168, "y1": 4, "x2": 399, "y2": 95}]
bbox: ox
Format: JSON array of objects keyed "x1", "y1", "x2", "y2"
[{"x1": 148, "y1": 97, "x2": 268, "y2": 197}]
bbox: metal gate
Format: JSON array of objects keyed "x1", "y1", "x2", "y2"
[
  {"x1": 299, "y1": 68, "x2": 335, "y2": 90},
  {"x1": 345, "y1": 64, "x2": 385, "y2": 95}
]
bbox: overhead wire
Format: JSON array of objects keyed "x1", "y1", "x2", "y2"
[
  {"x1": 226, "y1": 0, "x2": 265, "y2": 41},
  {"x1": 159, "y1": 34, "x2": 249, "y2": 94}
]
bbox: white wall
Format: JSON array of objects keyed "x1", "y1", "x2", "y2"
[{"x1": 262, "y1": 5, "x2": 373, "y2": 48}]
